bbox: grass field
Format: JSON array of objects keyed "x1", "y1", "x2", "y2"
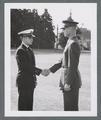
[{"x1": 11, "y1": 49, "x2": 91, "y2": 111}]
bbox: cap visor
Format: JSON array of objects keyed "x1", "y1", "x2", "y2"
[
  {"x1": 32, "y1": 34, "x2": 36, "y2": 37},
  {"x1": 63, "y1": 20, "x2": 78, "y2": 24}
]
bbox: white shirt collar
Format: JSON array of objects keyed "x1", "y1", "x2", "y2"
[{"x1": 22, "y1": 41, "x2": 29, "y2": 48}]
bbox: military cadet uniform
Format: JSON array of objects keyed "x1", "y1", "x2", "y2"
[
  {"x1": 16, "y1": 29, "x2": 42, "y2": 110},
  {"x1": 49, "y1": 15, "x2": 82, "y2": 111}
]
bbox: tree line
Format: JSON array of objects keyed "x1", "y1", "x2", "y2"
[
  {"x1": 11, "y1": 9, "x2": 55, "y2": 49},
  {"x1": 11, "y1": 8, "x2": 91, "y2": 50}
]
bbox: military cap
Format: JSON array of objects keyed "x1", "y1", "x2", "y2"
[
  {"x1": 18, "y1": 29, "x2": 35, "y2": 37},
  {"x1": 62, "y1": 12, "x2": 78, "y2": 29}
]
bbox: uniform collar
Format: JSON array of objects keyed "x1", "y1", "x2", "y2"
[
  {"x1": 22, "y1": 41, "x2": 29, "y2": 48},
  {"x1": 67, "y1": 38, "x2": 74, "y2": 44},
  {"x1": 71, "y1": 36, "x2": 78, "y2": 41}
]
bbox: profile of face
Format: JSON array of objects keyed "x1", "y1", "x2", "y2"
[
  {"x1": 21, "y1": 35, "x2": 34, "y2": 46},
  {"x1": 63, "y1": 26, "x2": 76, "y2": 37}
]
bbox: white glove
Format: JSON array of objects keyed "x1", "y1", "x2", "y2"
[{"x1": 64, "y1": 84, "x2": 71, "y2": 91}]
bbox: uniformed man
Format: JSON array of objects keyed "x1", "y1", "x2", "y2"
[
  {"x1": 16, "y1": 29, "x2": 43, "y2": 111},
  {"x1": 45, "y1": 13, "x2": 82, "y2": 111}
]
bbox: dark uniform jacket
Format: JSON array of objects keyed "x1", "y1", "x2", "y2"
[
  {"x1": 16, "y1": 44, "x2": 42, "y2": 89},
  {"x1": 49, "y1": 37, "x2": 82, "y2": 90}
]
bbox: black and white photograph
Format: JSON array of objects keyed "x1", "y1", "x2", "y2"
[{"x1": 4, "y1": 3, "x2": 97, "y2": 117}]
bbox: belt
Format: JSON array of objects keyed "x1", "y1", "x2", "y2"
[{"x1": 62, "y1": 66, "x2": 68, "y2": 68}]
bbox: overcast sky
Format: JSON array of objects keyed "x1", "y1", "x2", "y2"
[{"x1": 6, "y1": 3, "x2": 97, "y2": 34}]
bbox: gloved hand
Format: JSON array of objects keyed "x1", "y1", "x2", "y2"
[{"x1": 64, "y1": 84, "x2": 71, "y2": 91}]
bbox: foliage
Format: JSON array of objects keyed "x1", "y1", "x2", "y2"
[
  {"x1": 58, "y1": 27, "x2": 91, "y2": 50},
  {"x1": 11, "y1": 9, "x2": 55, "y2": 49}
]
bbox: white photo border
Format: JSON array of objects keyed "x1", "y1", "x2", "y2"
[{"x1": 4, "y1": 3, "x2": 97, "y2": 117}]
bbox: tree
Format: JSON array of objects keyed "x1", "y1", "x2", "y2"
[
  {"x1": 11, "y1": 9, "x2": 55, "y2": 49},
  {"x1": 40, "y1": 9, "x2": 55, "y2": 48}
]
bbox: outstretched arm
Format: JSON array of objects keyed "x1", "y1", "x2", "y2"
[
  {"x1": 49, "y1": 59, "x2": 62, "y2": 73},
  {"x1": 41, "y1": 59, "x2": 62, "y2": 77}
]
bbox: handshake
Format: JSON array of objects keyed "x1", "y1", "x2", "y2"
[{"x1": 41, "y1": 69, "x2": 51, "y2": 77}]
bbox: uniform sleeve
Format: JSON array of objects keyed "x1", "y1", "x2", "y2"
[
  {"x1": 34, "y1": 67, "x2": 42, "y2": 76},
  {"x1": 49, "y1": 59, "x2": 62, "y2": 73},
  {"x1": 65, "y1": 42, "x2": 80, "y2": 85}
]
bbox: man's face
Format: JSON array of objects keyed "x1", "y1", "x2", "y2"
[
  {"x1": 63, "y1": 26, "x2": 76, "y2": 37},
  {"x1": 22, "y1": 35, "x2": 33, "y2": 45}
]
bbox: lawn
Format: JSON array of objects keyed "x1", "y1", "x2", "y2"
[{"x1": 11, "y1": 49, "x2": 91, "y2": 111}]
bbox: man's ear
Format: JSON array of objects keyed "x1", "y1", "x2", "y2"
[
  {"x1": 20, "y1": 36, "x2": 22, "y2": 39},
  {"x1": 20, "y1": 36, "x2": 23, "y2": 41}
]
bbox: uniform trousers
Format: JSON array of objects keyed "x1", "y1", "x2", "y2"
[
  {"x1": 63, "y1": 88, "x2": 79, "y2": 111},
  {"x1": 18, "y1": 86, "x2": 34, "y2": 111}
]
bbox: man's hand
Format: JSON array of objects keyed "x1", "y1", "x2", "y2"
[
  {"x1": 64, "y1": 84, "x2": 71, "y2": 91},
  {"x1": 41, "y1": 69, "x2": 50, "y2": 76}
]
